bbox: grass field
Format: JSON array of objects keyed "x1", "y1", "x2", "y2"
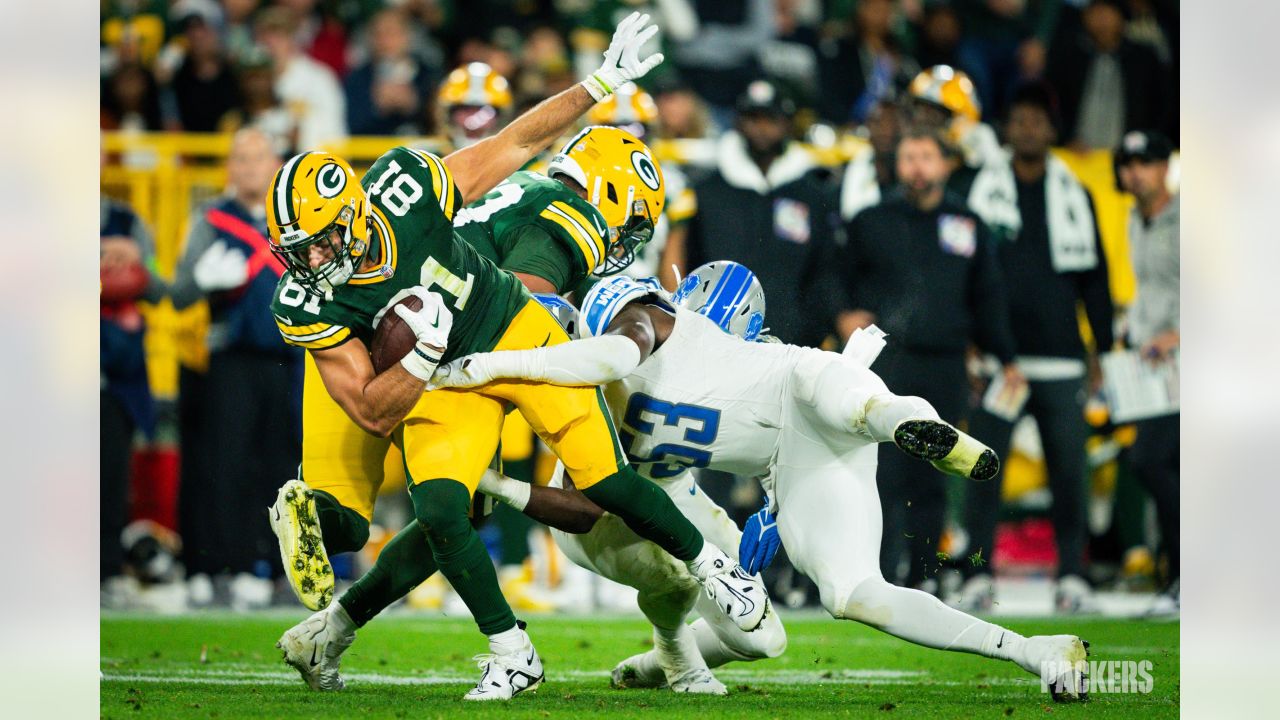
[{"x1": 101, "y1": 611, "x2": 1179, "y2": 718}]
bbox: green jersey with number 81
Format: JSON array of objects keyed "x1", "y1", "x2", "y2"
[
  {"x1": 454, "y1": 170, "x2": 609, "y2": 294},
  {"x1": 271, "y1": 146, "x2": 528, "y2": 362}
]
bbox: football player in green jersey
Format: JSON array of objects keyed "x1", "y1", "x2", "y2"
[{"x1": 266, "y1": 14, "x2": 769, "y2": 701}]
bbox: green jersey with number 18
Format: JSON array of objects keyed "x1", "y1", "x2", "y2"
[
  {"x1": 271, "y1": 147, "x2": 528, "y2": 362},
  {"x1": 454, "y1": 170, "x2": 609, "y2": 294}
]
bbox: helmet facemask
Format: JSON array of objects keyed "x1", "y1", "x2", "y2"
[
  {"x1": 599, "y1": 198, "x2": 655, "y2": 276},
  {"x1": 272, "y1": 203, "x2": 367, "y2": 294}
]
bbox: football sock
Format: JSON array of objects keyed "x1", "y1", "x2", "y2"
[
  {"x1": 487, "y1": 623, "x2": 526, "y2": 654},
  {"x1": 863, "y1": 394, "x2": 942, "y2": 444},
  {"x1": 339, "y1": 521, "x2": 438, "y2": 627},
  {"x1": 327, "y1": 599, "x2": 358, "y2": 636},
  {"x1": 841, "y1": 577, "x2": 1025, "y2": 662},
  {"x1": 580, "y1": 469, "x2": 704, "y2": 562},
  {"x1": 312, "y1": 490, "x2": 371, "y2": 555},
  {"x1": 410, "y1": 479, "x2": 517, "y2": 636},
  {"x1": 652, "y1": 624, "x2": 705, "y2": 680}
]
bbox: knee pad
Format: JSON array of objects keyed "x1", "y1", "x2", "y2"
[{"x1": 410, "y1": 480, "x2": 473, "y2": 541}]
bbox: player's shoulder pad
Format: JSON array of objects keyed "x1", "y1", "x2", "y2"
[
  {"x1": 532, "y1": 175, "x2": 609, "y2": 274},
  {"x1": 365, "y1": 146, "x2": 462, "y2": 223}
]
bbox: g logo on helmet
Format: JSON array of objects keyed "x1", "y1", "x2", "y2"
[
  {"x1": 631, "y1": 151, "x2": 661, "y2": 191},
  {"x1": 316, "y1": 163, "x2": 348, "y2": 199}
]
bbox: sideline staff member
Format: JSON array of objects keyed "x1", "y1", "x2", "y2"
[{"x1": 839, "y1": 128, "x2": 1022, "y2": 591}]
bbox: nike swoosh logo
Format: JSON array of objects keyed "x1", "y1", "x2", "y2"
[
  {"x1": 539, "y1": 333, "x2": 551, "y2": 348},
  {"x1": 997, "y1": 632, "x2": 1005, "y2": 649},
  {"x1": 309, "y1": 645, "x2": 321, "y2": 667},
  {"x1": 428, "y1": 306, "x2": 442, "y2": 328},
  {"x1": 526, "y1": 650, "x2": 536, "y2": 665}
]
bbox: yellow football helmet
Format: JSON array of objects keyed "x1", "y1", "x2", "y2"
[
  {"x1": 265, "y1": 151, "x2": 368, "y2": 293},
  {"x1": 587, "y1": 82, "x2": 659, "y2": 139},
  {"x1": 437, "y1": 62, "x2": 513, "y2": 148},
  {"x1": 547, "y1": 126, "x2": 665, "y2": 275},
  {"x1": 908, "y1": 65, "x2": 981, "y2": 124}
]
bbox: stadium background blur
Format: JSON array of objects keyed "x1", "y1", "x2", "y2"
[{"x1": 99, "y1": 0, "x2": 1179, "y2": 616}]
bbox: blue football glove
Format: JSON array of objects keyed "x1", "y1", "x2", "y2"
[{"x1": 739, "y1": 498, "x2": 780, "y2": 576}]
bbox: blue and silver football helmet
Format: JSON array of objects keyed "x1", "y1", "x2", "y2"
[
  {"x1": 672, "y1": 260, "x2": 767, "y2": 341},
  {"x1": 532, "y1": 293, "x2": 581, "y2": 339},
  {"x1": 579, "y1": 275, "x2": 658, "y2": 337}
]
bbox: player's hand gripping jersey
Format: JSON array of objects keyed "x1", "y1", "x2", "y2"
[
  {"x1": 454, "y1": 170, "x2": 610, "y2": 294},
  {"x1": 270, "y1": 147, "x2": 528, "y2": 361}
]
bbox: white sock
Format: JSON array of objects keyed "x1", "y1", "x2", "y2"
[
  {"x1": 863, "y1": 394, "x2": 942, "y2": 443},
  {"x1": 488, "y1": 624, "x2": 526, "y2": 654},
  {"x1": 843, "y1": 578, "x2": 1025, "y2": 662},
  {"x1": 689, "y1": 618, "x2": 744, "y2": 669},
  {"x1": 328, "y1": 600, "x2": 357, "y2": 635},
  {"x1": 652, "y1": 624, "x2": 705, "y2": 680},
  {"x1": 686, "y1": 543, "x2": 730, "y2": 581}
]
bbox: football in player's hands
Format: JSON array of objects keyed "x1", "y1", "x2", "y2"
[{"x1": 370, "y1": 294, "x2": 422, "y2": 374}]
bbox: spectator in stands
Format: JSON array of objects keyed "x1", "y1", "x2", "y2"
[
  {"x1": 652, "y1": 78, "x2": 711, "y2": 141},
  {"x1": 817, "y1": 0, "x2": 919, "y2": 125},
  {"x1": 218, "y1": 45, "x2": 300, "y2": 155},
  {"x1": 255, "y1": 6, "x2": 346, "y2": 150},
  {"x1": 168, "y1": 5, "x2": 239, "y2": 132},
  {"x1": 759, "y1": 0, "x2": 822, "y2": 113},
  {"x1": 101, "y1": 61, "x2": 164, "y2": 132},
  {"x1": 674, "y1": 80, "x2": 842, "y2": 347},
  {"x1": 912, "y1": 3, "x2": 964, "y2": 70},
  {"x1": 220, "y1": 0, "x2": 261, "y2": 63},
  {"x1": 668, "y1": 0, "x2": 774, "y2": 129},
  {"x1": 169, "y1": 128, "x2": 302, "y2": 609},
  {"x1": 1115, "y1": 129, "x2": 1179, "y2": 615},
  {"x1": 959, "y1": 84, "x2": 1115, "y2": 615},
  {"x1": 954, "y1": 0, "x2": 1059, "y2": 119},
  {"x1": 278, "y1": 0, "x2": 349, "y2": 77},
  {"x1": 837, "y1": 95, "x2": 903, "y2": 229},
  {"x1": 100, "y1": 191, "x2": 163, "y2": 604},
  {"x1": 344, "y1": 7, "x2": 440, "y2": 136},
  {"x1": 1046, "y1": 0, "x2": 1170, "y2": 151},
  {"x1": 840, "y1": 128, "x2": 1019, "y2": 593}
]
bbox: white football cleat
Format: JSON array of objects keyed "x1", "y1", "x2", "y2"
[
  {"x1": 894, "y1": 419, "x2": 1000, "y2": 481},
  {"x1": 277, "y1": 605, "x2": 356, "y2": 691},
  {"x1": 703, "y1": 566, "x2": 770, "y2": 633},
  {"x1": 669, "y1": 667, "x2": 728, "y2": 696},
  {"x1": 463, "y1": 633, "x2": 544, "y2": 701},
  {"x1": 1015, "y1": 634, "x2": 1091, "y2": 702},
  {"x1": 269, "y1": 479, "x2": 333, "y2": 611},
  {"x1": 610, "y1": 653, "x2": 664, "y2": 689}
]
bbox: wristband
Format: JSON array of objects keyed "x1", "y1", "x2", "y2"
[{"x1": 400, "y1": 343, "x2": 444, "y2": 382}]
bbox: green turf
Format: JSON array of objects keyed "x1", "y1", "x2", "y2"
[{"x1": 101, "y1": 611, "x2": 1178, "y2": 718}]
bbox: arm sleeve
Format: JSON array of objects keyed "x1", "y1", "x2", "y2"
[
  {"x1": 169, "y1": 211, "x2": 216, "y2": 310},
  {"x1": 500, "y1": 224, "x2": 577, "y2": 293},
  {"x1": 1074, "y1": 191, "x2": 1116, "y2": 351},
  {"x1": 968, "y1": 221, "x2": 1018, "y2": 364},
  {"x1": 453, "y1": 334, "x2": 642, "y2": 387}
]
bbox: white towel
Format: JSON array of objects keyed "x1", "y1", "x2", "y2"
[
  {"x1": 968, "y1": 152, "x2": 1097, "y2": 272},
  {"x1": 840, "y1": 149, "x2": 882, "y2": 221}
]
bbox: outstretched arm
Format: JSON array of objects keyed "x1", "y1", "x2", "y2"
[
  {"x1": 479, "y1": 469, "x2": 603, "y2": 534},
  {"x1": 431, "y1": 303, "x2": 660, "y2": 389},
  {"x1": 442, "y1": 12, "x2": 664, "y2": 204}
]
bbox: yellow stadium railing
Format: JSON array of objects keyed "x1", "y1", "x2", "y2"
[{"x1": 101, "y1": 131, "x2": 1148, "y2": 403}]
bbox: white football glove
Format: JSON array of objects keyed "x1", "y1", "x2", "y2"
[
  {"x1": 582, "y1": 12, "x2": 665, "y2": 102},
  {"x1": 193, "y1": 241, "x2": 249, "y2": 292},
  {"x1": 394, "y1": 287, "x2": 452, "y2": 381},
  {"x1": 430, "y1": 353, "x2": 495, "y2": 390}
]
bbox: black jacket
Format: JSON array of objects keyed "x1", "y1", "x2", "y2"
[
  {"x1": 841, "y1": 191, "x2": 1016, "y2": 362},
  {"x1": 997, "y1": 175, "x2": 1115, "y2": 360},
  {"x1": 1046, "y1": 36, "x2": 1172, "y2": 143},
  {"x1": 685, "y1": 140, "x2": 842, "y2": 347}
]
